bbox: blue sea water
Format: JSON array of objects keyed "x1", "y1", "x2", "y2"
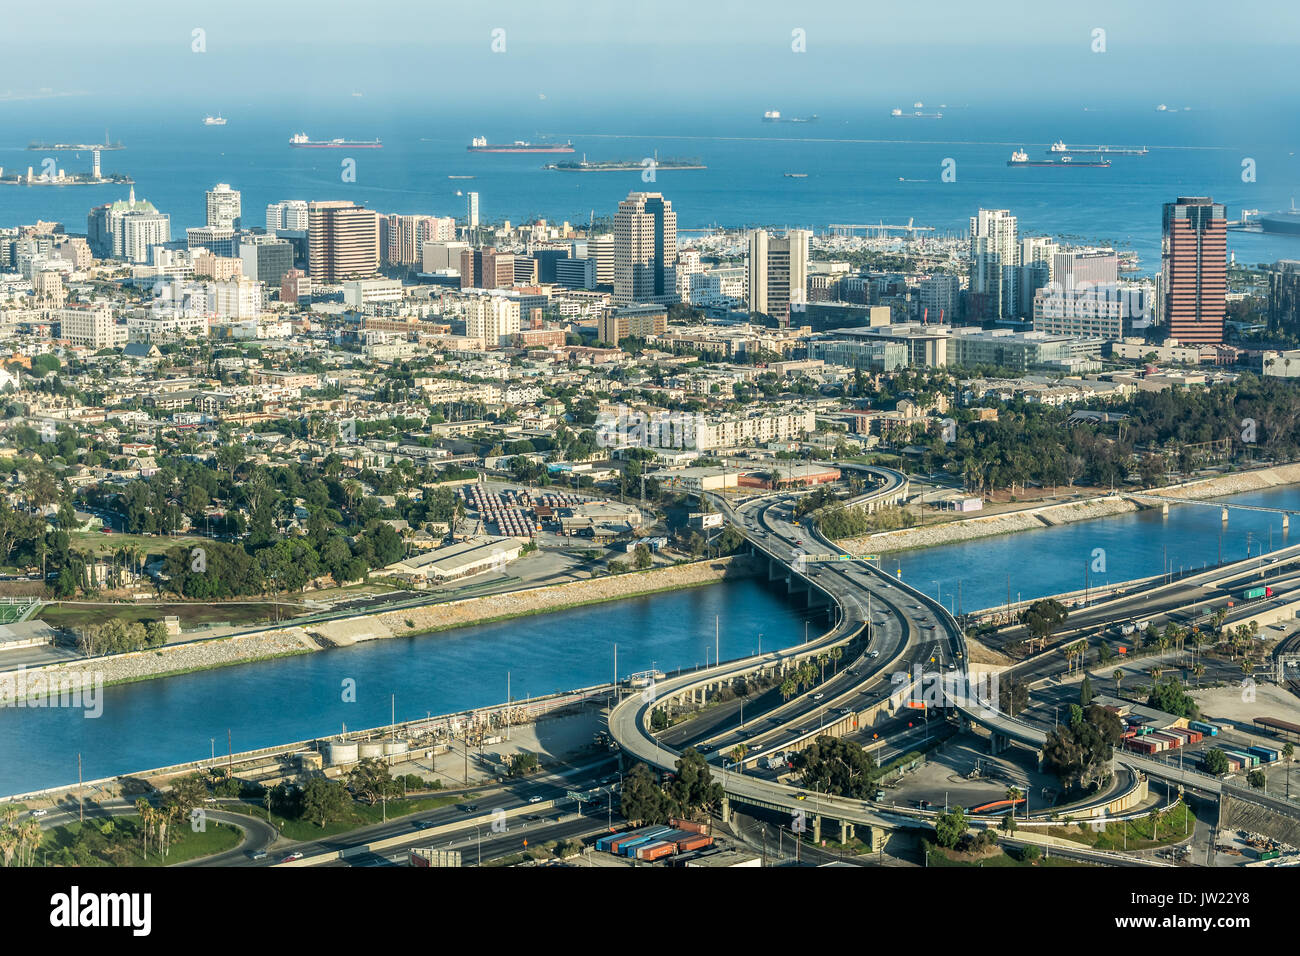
[{"x1": 3, "y1": 99, "x2": 1300, "y2": 271}]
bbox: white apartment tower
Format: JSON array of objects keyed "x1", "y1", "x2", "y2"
[
  {"x1": 206, "y1": 183, "x2": 242, "y2": 230},
  {"x1": 969, "y1": 208, "x2": 1019, "y2": 320},
  {"x1": 465, "y1": 294, "x2": 521, "y2": 348},
  {"x1": 747, "y1": 229, "x2": 810, "y2": 326}
]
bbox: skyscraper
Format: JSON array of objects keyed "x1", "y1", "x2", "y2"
[
  {"x1": 968, "y1": 209, "x2": 1019, "y2": 320},
  {"x1": 467, "y1": 192, "x2": 480, "y2": 229},
  {"x1": 307, "y1": 201, "x2": 379, "y2": 282},
  {"x1": 613, "y1": 192, "x2": 678, "y2": 306},
  {"x1": 266, "y1": 200, "x2": 309, "y2": 232},
  {"x1": 747, "y1": 229, "x2": 810, "y2": 326},
  {"x1": 1161, "y1": 196, "x2": 1226, "y2": 344},
  {"x1": 206, "y1": 183, "x2": 242, "y2": 230}
]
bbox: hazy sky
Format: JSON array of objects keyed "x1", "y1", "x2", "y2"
[{"x1": 3, "y1": 0, "x2": 1298, "y2": 109}]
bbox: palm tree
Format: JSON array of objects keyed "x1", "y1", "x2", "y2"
[
  {"x1": 1192, "y1": 663, "x2": 1206, "y2": 688},
  {"x1": 1113, "y1": 669, "x2": 1124, "y2": 696}
]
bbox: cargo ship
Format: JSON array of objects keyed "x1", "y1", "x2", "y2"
[
  {"x1": 762, "y1": 110, "x2": 818, "y2": 123},
  {"x1": 468, "y1": 136, "x2": 573, "y2": 153},
  {"x1": 1257, "y1": 203, "x2": 1300, "y2": 236},
  {"x1": 1008, "y1": 149, "x2": 1110, "y2": 168},
  {"x1": 544, "y1": 155, "x2": 705, "y2": 172},
  {"x1": 289, "y1": 132, "x2": 382, "y2": 148},
  {"x1": 1048, "y1": 140, "x2": 1147, "y2": 156},
  {"x1": 203, "y1": 115, "x2": 227, "y2": 126}
]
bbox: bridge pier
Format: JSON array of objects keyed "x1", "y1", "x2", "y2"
[
  {"x1": 1222, "y1": 507, "x2": 1229, "y2": 524},
  {"x1": 839, "y1": 819, "x2": 854, "y2": 843},
  {"x1": 812, "y1": 814, "x2": 821, "y2": 843},
  {"x1": 990, "y1": 731, "x2": 1008, "y2": 755},
  {"x1": 1284, "y1": 514, "x2": 1290, "y2": 532},
  {"x1": 1160, "y1": 502, "x2": 1169, "y2": 518},
  {"x1": 719, "y1": 794, "x2": 731, "y2": 824}
]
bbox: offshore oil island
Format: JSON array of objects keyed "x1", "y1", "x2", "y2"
[{"x1": 2, "y1": 142, "x2": 132, "y2": 186}]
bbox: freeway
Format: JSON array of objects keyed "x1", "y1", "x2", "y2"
[{"x1": 610, "y1": 466, "x2": 1048, "y2": 835}]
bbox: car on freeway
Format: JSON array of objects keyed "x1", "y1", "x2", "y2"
[
  {"x1": 528, "y1": 795, "x2": 543, "y2": 803},
  {"x1": 869, "y1": 650, "x2": 880, "y2": 658},
  {"x1": 525, "y1": 814, "x2": 541, "y2": 821},
  {"x1": 281, "y1": 851, "x2": 304, "y2": 863},
  {"x1": 794, "y1": 539, "x2": 803, "y2": 546},
  {"x1": 839, "y1": 708, "x2": 853, "y2": 716},
  {"x1": 461, "y1": 804, "x2": 479, "y2": 813},
  {"x1": 795, "y1": 792, "x2": 808, "y2": 801},
  {"x1": 249, "y1": 849, "x2": 268, "y2": 860},
  {"x1": 30, "y1": 809, "x2": 48, "y2": 817},
  {"x1": 412, "y1": 819, "x2": 437, "y2": 830},
  {"x1": 812, "y1": 693, "x2": 824, "y2": 700}
]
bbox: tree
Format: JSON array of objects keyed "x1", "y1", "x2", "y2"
[
  {"x1": 790, "y1": 736, "x2": 877, "y2": 798},
  {"x1": 1248, "y1": 769, "x2": 1267, "y2": 790},
  {"x1": 1019, "y1": 599, "x2": 1068, "y2": 648},
  {"x1": 509, "y1": 751, "x2": 540, "y2": 777},
  {"x1": 346, "y1": 758, "x2": 393, "y2": 807},
  {"x1": 1113, "y1": 669, "x2": 1124, "y2": 696},
  {"x1": 999, "y1": 677, "x2": 1029, "y2": 717},
  {"x1": 301, "y1": 778, "x2": 349, "y2": 828},
  {"x1": 619, "y1": 763, "x2": 671, "y2": 825},
  {"x1": 934, "y1": 806, "x2": 969, "y2": 849},
  {"x1": 1043, "y1": 704, "x2": 1123, "y2": 792},
  {"x1": 1000, "y1": 811, "x2": 1017, "y2": 835},
  {"x1": 1147, "y1": 678, "x2": 1199, "y2": 720},
  {"x1": 668, "y1": 748, "x2": 725, "y2": 818},
  {"x1": 1202, "y1": 748, "x2": 1230, "y2": 777},
  {"x1": 632, "y1": 542, "x2": 652, "y2": 571},
  {"x1": 1079, "y1": 675, "x2": 1093, "y2": 707}
]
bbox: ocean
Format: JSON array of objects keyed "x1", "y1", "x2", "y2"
[{"x1": 3, "y1": 98, "x2": 1300, "y2": 271}]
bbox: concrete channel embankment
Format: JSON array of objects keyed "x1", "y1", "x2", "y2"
[
  {"x1": 1, "y1": 557, "x2": 757, "y2": 689},
  {"x1": 835, "y1": 462, "x2": 1300, "y2": 556}
]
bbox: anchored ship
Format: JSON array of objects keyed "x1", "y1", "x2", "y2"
[
  {"x1": 468, "y1": 136, "x2": 574, "y2": 153},
  {"x1": 1008, "y1": 149, "x2": 1110, "y2": 167},
  {"x1": 289, "y1": 132, "x2": 382, "y2": 148},
  {"x1": 203, "y1": 115, "x2": 227, "y2": 126},
  {"x1": 1048, "y1": 140, "x2": 1147, "y2": 156}
]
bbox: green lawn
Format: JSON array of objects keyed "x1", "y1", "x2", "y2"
[
  {"x1": 1042, "y1": 803, "x2": 1194, "y2": 852},
  {"x1": 66, "y1": 530, "x2": 207, "y2": 558},
  {"x1": 926, "y1": 845, "x2": 1094, "y2": 867},
  {"x1": 39, "y1": 815, "x2": 243, "y2": 866},
  {"x1": 38, "y1": 601, "x2": 297, "y2": 631},
  {"x1": 221, "y1": 791, "x2": 465, "y2": 842}
]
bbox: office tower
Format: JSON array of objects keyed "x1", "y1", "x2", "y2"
[
  {"x1": 1053, "y1": 250, "x2": 1119, "y2": 288},
  {"x1": 587, "y1": 235, "x2": 614, "y2": 286},
  {"x1": 613, "y1": 192, "x2": 679, "y2": 306},
  {"x1": 186, "y1": 225, "x2": 237, "y2": 258},
  {"x1": 206, "y1": 183, "x2": 242, "y2": 230},
  {"x1": 532, "y1": 248, "x2": 570, "y2": 283},
  {"x1": 747, "y1": 229, "x2": 809, "y2": 326},
  {"x1": 266, "y1": 200, "x2": 309, "y2": 232},
  {"x1": 919, "y1": 274, "x2": 959, "y2": 322},
  {"x1": 968, "y1": 208, "x2": 1019, "y2": 320},
  {"x1": 512, "y1": 256, "x2": 538, "y2": 285},
  {"x1": 555, "y1": 257, "x2": 596, "y2": 290},
  {"x1": 458, "y1": 247, "x2": 514, "y2": 289},
  {"x1": 422, "y1": 240, "x2": 469, "y2": 273},
  {"x1": 465, "y1": 294, "x2": 521, "y2": 347},
  {"x1": 467, "y1": 192, "x2": 480, "y2": 229},
  {"x1": 381, "y1": 214, "x2": 452, "y2": 267},
  {"x1": 307, "y1": 201, "x2": 380, "y2": 282},
  {"x1": 1160, "y1": 197, "x2": 1226, "y2": 344},
  {"x1": 240, "y1": 235, "x2": 294, "y2": 288},
  {"x1": 1267, "y1": 260, "x2": 1300, "y2": 337}
]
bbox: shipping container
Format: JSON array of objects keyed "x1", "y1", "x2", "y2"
[
  {"x1": 670, "y1": 818, "x2": 710, "y2": 836},
  {"x1": 676, "y1": 833, "x2": 714, "y2": 853},
  {"x1": 1189, "y1": 721, "x2": 1219, "y2": 736},
  {"x1": 1223, "y1": 749, "x2": 1258, "y2": 768},
  {"x1": 1248, "y1": 746, "x2": 1280, "y2": 763},
  {"x1": 636, "y1": 840, "x2": 675, "y2": 861},
  {"x1": 596, "y1": 830, "x2": 629, "y2": 852}
]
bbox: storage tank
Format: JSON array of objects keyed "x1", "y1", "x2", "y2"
[
  {"x1": 358, "y1": 740, "x2": 385, "y2": 759},
  {"x1": 383, "y1": 739, "x2": 409, "y2": 756},
  {"x1": 327, "y1": 740, "x2": 359, "y2": 765}
]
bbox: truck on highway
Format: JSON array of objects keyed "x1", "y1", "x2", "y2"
[{"x1": 1242, "y1": 586, "x2": 1274, "y2": 601}]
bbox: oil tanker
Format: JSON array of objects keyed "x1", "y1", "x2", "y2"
[
  {"x1": 289, "y1": 132, "x2": 382, "y2": 149},
  {"x1": 468, "y1": 136, "x2": 574, "y2": 153},
  {"x1": 1008, "y1": 149, "x2": 1110, "y2": 168}
]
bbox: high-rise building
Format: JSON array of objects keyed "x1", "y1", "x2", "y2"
[
  {"x1": 747, "y1": 229, "x2": 809, "y2": 326},
  {"x1": 1266, "y1": 260, "x2": 1300, "y2": 337},
  {"x1": 919, "y1": 274, "x2": 960, "y2": 323},
  {"x1": 206, "y1": 183, "x2": 242, "y2": 230},
  {"x1": 266, "y1": 200, "x2": 309, "y2": 233},
  {"x1": 613, "y1": 192, "x2": 678, "y2": 306},
  {"x1": 307, "y1": 201, "x2": 380, "y2": 282},
  {"x1": 1053, "y1": 250, "x2": 1119, "y2": 289},
  {"x1": 186, "y1": 225, "x2": 238, "y2": 258},
  {"x1": 587, "y1": 235, "x2": 615, "y2": 286},
  {"x1": 968, "y1": 209, "x2": 1019, "y2": 320},
  {"x1": 240, "y1": 235, "x2": 294, "y2": 288},
  {"x1": 1160, "y1": 197, "x2": 1226, "y2": 344},
  {"x1": 465, "y1": 294, "x2": 521, "y2": 347},
  {"x1": 86, "y1": 188, "x2": 168, "y2": 261},
  {"x1": 555, "y1": 257, "x2": 596, "y2": 290},
  {"x1": 458, "y1": 247, "x2": 515, "y2": 289},
  {"x1": 466, "y1": 192, "x2": 480, "y2": 229},
  {"x1": 422, "y1": 240, "x2": 470, "y2": 273}
]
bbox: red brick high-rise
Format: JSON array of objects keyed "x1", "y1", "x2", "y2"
[{"x1": 1161, "y1": 196, "x2": 1226, "y2": 344}]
